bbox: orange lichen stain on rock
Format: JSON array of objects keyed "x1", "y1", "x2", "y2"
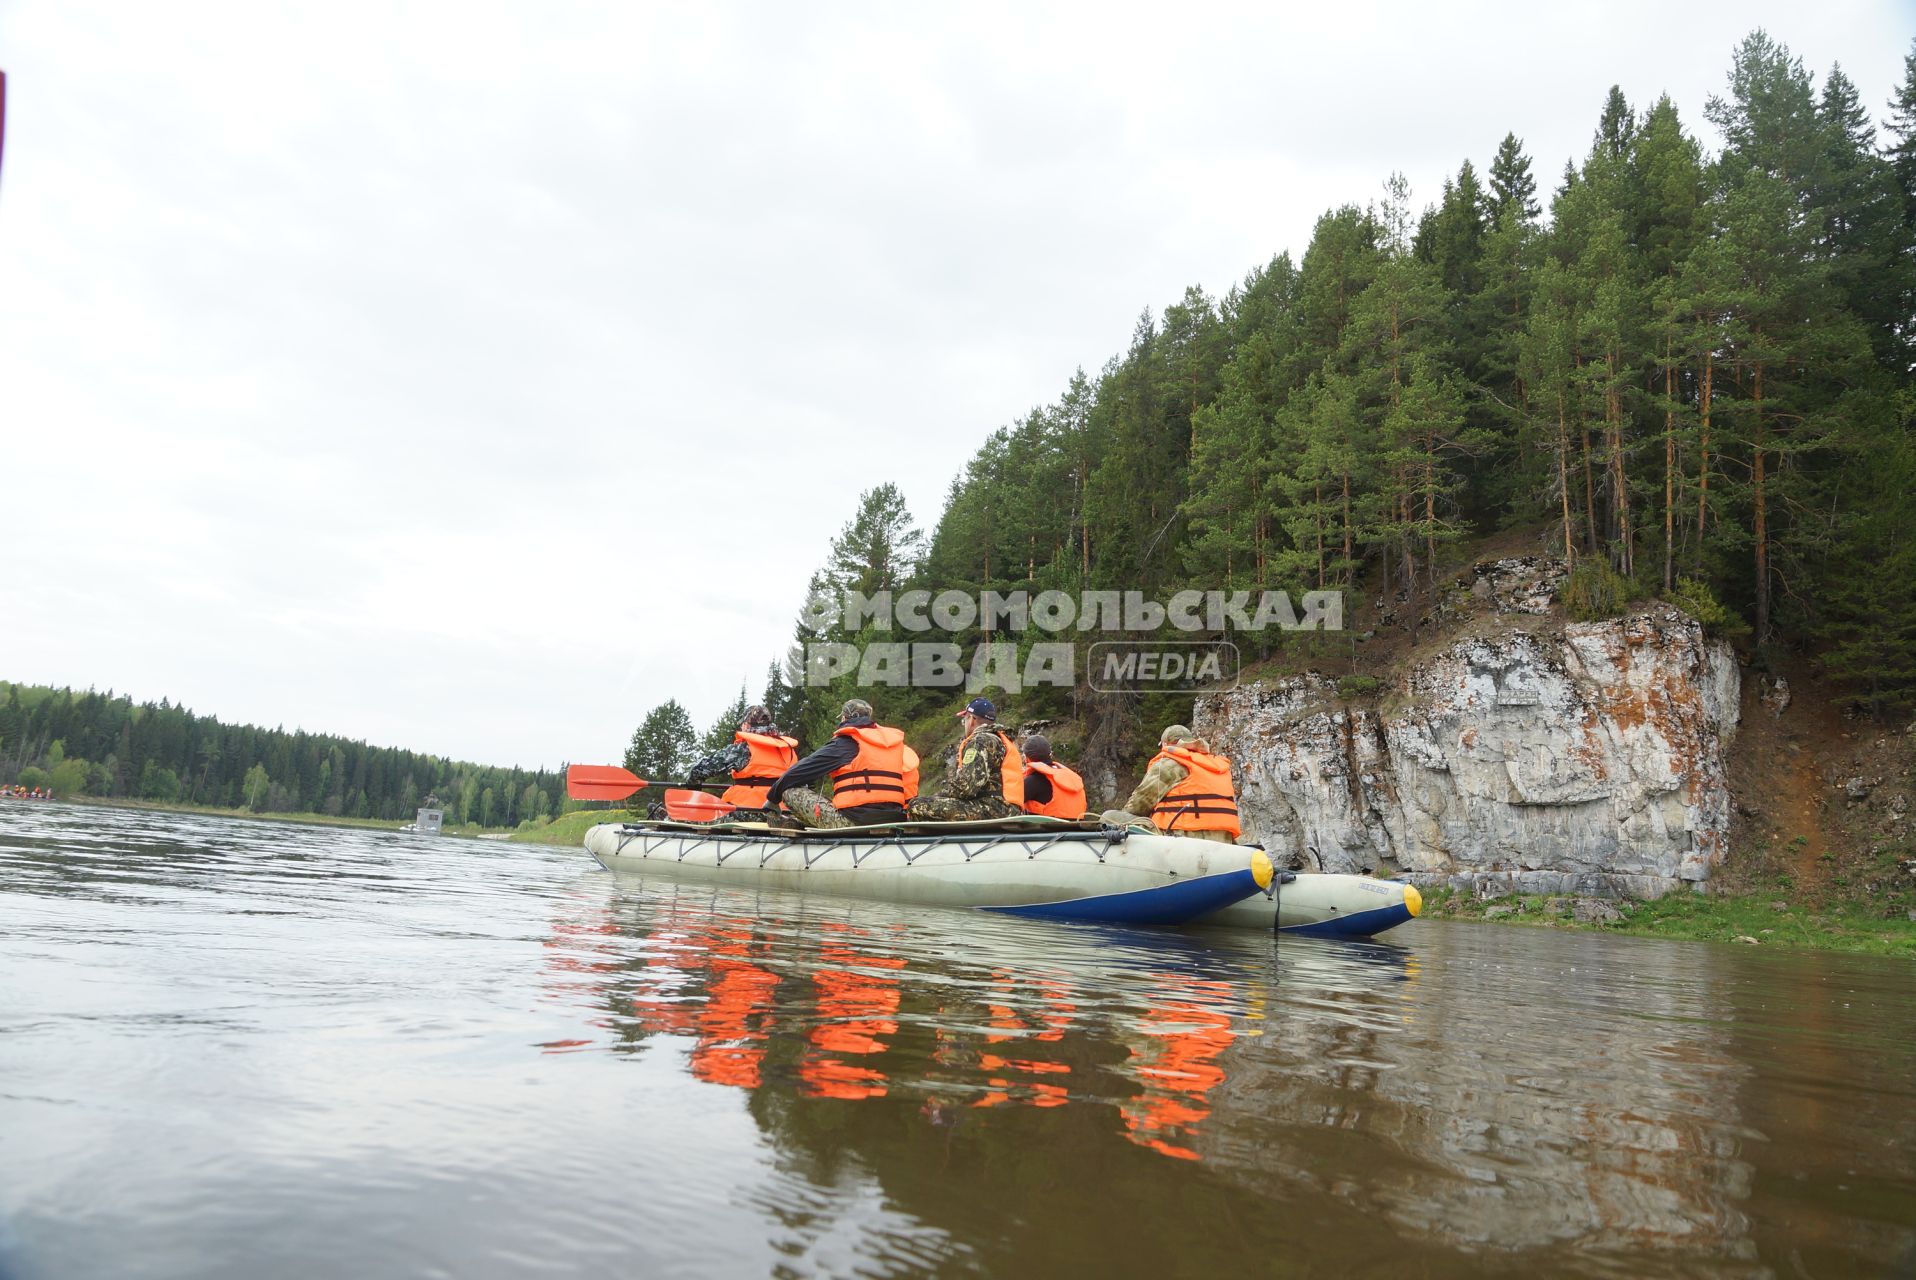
[
  {"x1": 1599, "y1": 681, "x2": 1652, "y2": 734},
  {"x1": 1459, "y1": 727, "x2": 1479, "y2": 750},
  {"x1": 1567, "y1": 709, "x2": 1613, "y2": 781}
]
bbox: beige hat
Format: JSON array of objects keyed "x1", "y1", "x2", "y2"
[{"x1": 1160, "y1": 724, "x2": 1196, "y2": 745}]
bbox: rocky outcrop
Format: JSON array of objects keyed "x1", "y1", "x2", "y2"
[{"x1": 1196, "y1": 605, "x2": 1739, "y2": 899}]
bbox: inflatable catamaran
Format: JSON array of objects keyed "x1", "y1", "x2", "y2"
[{"x1": 580, "y1": 816, "x2": 1421, "y2": 938}]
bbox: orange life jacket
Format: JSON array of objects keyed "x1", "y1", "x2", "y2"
[
  {"x1": 1149, "y1": 744, "x2": 1240, "y2": 838},
  {"x1": 721, "y1": 730, "x2": 799, "y2": 807},
  {"x1": 902, "y1": 746, "x2": 921, "y2": 799},
  {"x1": 959, "y1": 728, "x2": 1024, "y2": 806},
  {"x1": 1023, "y1": 760, "x2": 1087, "y2": 819},
  {"x1": 830, "y1": 724, "x2": 915, "y2": 808}
]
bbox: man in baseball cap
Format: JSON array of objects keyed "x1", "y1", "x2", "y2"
[{"x1": 908, "y1": 697, "x2": 1024, "y2": 823}]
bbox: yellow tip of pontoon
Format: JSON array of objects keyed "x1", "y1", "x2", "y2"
[
  {"x1": 1404, "y1": 882, "x2": 1423, "y2": 917},
  {"x1": 1251, "y1": 849, "x2": 1274, "y2": 891}
]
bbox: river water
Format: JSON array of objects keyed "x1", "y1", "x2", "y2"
[{"x1": 1, "y1": 804, "x2": 1912, "y2": 1279}]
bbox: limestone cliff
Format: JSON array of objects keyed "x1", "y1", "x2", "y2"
[{"x1": 1195, "y1": 568, "x2": 1739, "y2": 899}]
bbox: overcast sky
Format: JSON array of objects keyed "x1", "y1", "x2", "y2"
[{"x1": 1, "y1": 1, "x2": 1909, "y2": 772}]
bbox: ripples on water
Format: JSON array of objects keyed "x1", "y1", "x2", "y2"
[{"x1": 1, "y1": 804, "x2": 1913, "y2": 1279}]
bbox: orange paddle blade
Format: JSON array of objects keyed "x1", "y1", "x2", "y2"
[
  {"x1": 664, "y1": 789, "x2": 735, "y2": 822},
  {"x1": 566, "y1": 763, "x2": 646, "y2": 801}
]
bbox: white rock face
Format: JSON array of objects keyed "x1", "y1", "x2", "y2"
[{"x1": 1196, "y1": 606, "x2": 1739, "y2": 898}]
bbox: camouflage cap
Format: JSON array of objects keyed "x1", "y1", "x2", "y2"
[
  {"x1": 741, "y1": 704, "x2": 775, "y2": 730},
  {"x1": 1160, "y1": 724, "x2": 1197, "y2": 745},
  {"x1": 840, "y1": 698, "x2": 874, "y2": 721},
  {"x1": 1022, "y1": 734, "x2": 1053, "y2": 762}
]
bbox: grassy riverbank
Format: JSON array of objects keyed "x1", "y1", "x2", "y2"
[
  {"x1": 510, "y1": 807, "x2": 627, "y2": 846},
  {"x1": 1425, "y1": 886, "x2": 1916, "y2": 958}
]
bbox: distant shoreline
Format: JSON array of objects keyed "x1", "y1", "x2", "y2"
[{"x1": 44, "y1": 795, "x2": 512, "y2": 839}]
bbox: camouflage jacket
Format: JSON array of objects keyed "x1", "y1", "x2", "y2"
[
  {"x1": 944, "y1": 727, "x2": 1009, "y2": 801},
  {"x1": 682, "y1": 740, "x2": 750, "y2": 786},
  {"x1": 1121, "y1": 755, "x2": 1190, "y2": 817}
]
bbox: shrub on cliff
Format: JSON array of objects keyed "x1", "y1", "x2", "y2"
[
  {"x1": 1561, "y1": 560, "x2": 1632, "y2": 621},
  {"x1": 1666, "y1": 576, "x2": 1751, "y2": 639}
]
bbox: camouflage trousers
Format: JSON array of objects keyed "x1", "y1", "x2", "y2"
[
  {"x1": 779, "y1": 788, "x2": 851, "y2": 829},
  {"x1": 907, "y1": 795, "x2": 1021, "y2": 823}
]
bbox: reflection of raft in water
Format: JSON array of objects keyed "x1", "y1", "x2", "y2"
[{"x1": 582, "y1": 817, "x2": 1420, "y2": 937}]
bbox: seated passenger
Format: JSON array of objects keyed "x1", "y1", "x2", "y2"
[
  {"x1": 1019, "y1": 734, "x2": 1087, "y2": 820},
  {"x1": 1099, "y1": 724, "x2": 1240, "y2": 844},
  {"x1": 766, "y1": 698, "x2": 915, "y2": 828},
  {"x1": 681, "y1": 704, "x2": 799, "y2": 817},
  {"x1": 908, "y1": 698, "x2": 1023, "y2": 823}
]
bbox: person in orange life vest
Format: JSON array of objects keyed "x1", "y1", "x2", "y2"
[
  {"x1": 681, "y1": 704, "x2": 799, "y2": 815},
  {"x1": 1019, "y1": 734, "x2": 1087, "y2": 820},
  {"x1": 766, "y1": 698, "x2": 917, "y2": 829},
  {"x1": 1099, "y1": 724, "x2": 1240, "y2": 844},
  {"x1": 908, "y1": 697, "x2": 1024, "y2": 822}
]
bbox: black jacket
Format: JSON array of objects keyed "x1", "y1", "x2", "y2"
[{"x1": 765, "y1": 717, "x2": 866, "y2": 803}]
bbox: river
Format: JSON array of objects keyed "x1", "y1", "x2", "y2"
[{"x1": 1, "y1": 804, "x2": 1912, "y2": 1278}]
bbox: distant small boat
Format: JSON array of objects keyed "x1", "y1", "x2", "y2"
[{"x1": 581, "y1": 818, "x2": 1420, "y2": 936}]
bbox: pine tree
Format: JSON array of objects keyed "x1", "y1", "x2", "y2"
[
  {"x1": 701, "y1": 685, "x2": 751, "y2": 754},
  {"x1": 1707, "y1": 30, "x2": 1823, "y2": 194},
  {"x1": 623, "y1": 700, "x2": 696, "y2": 802},
  {"x1": 1629, "y1": 97, "x2": 1707, "y2": 587},
  {"x1": 1817, "y1": 407, "x2": 1916, "y2": 714},
  {"x1": 1288, "y1": 205, "x2": 1382, "y2": 381},
  {"x1": 1595, "y1": 86, "x2": 1635, "y2": 163},
  {"x1": 1488, "y1": 133, "x2": 1541, "y2": 223},
  {"x1": 1814, "y1": 64, "x2": 1913, "y2": 373},
  {"x1": 822, "y1": 483, "x2": 924, "y2": 597},
  {"x1": 1520, "y1": 256, "x2": 1584, "y2": 561},
  {"x1": 1888, "y1": 41, "x2": 1916, "y2": 225},
  {"x1": 761, "y1": 660, "x2": 804, "y2": 744},
  {"x1": 1569, "y1": 201, "x2": 1645, "y2": 576}
]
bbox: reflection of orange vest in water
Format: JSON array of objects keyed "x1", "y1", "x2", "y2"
[
  {"x1": 1023, "y1": 761, "x2": 1086, "y2": 819},
  {"x1": 721, "y1": 731, "x2": 799, "y2": 807},
  {"x1": 1122, "y1": 979, "x2": 1236, "y2": 1161},
  {"x1": 830, "y1": 724, "x2": 918, "y2": 807},
  {"x1": 1148, "y1": 744, "x2": 1240, "y2": 838},
  {"x1": 960, "y1": 728, "x2": 1025, "y2": 806}
]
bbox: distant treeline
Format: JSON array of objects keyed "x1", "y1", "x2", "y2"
[
  {"x1": 0, "y1": 681, "x2": 566, "y2": 826},
  {"x1": 620, "y1": 32, "x2": 1916, "y2": 782}
]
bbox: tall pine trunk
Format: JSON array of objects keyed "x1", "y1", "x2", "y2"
[
  {"x1": 1608, "y1": 354, "x2": 1631, "y2": 577},
  {"x1": 1313, "y1": 483, "x2": 1325, "y2": 588},
  {"x1": 1695, "y1": 355, "x2": 1713, "y2": 558},
  {"x1": 1423, "y1": 445, "x2": 1438, "y2": 587},
  {"x1": 1752, "y1": 360, "x2": 1770, "y2": 644},
  {"x1": 1663, "y1": 351, "x2": 1676, "y2": 592},
  {"x1": 1340, "y1": 471, "x2": 1353, "y2": 586},
  {"x1": 1556, "y1": 392, "x2": 1576, "y2": 562},
  {"x1": 1581, "y1": 428, "x2": 1598, "y2": 554}
]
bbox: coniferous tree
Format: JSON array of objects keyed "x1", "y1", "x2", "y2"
[
  {"x1": 1488, "y1": 133, "x2": 1541, "y2": 223},
  {"x1": 1817, "y1": 408, "x2": 1916, "y2": 713},
  {"x1": 623, "y1": 700, "x2": 696, "y2": 806},
  {"x1": 701, "y1": 686, "x2": 752, "y2": 754},
  {"x1": 1888, "y1": 41, "x2": 1916, "y2": 226}
]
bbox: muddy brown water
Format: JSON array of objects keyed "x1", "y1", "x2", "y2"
[{"x1": 2, "y1": 804, "x2": 1912, "y2": 1278}]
